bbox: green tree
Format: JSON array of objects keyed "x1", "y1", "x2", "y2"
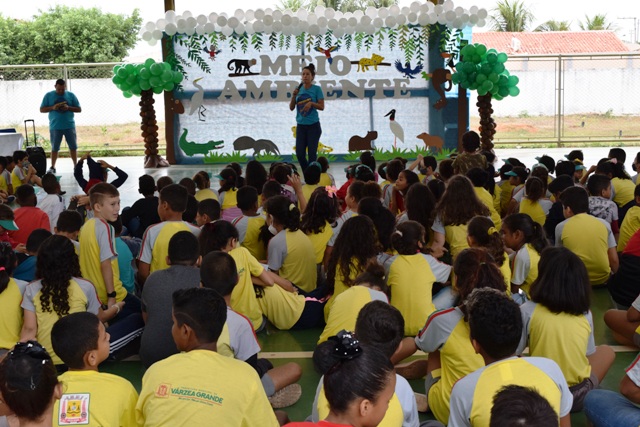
[
  {"x1": 534, "y1": 20, "x2": 571, "y2": 32},
  {"x1": 277, "y1": 0, "x2": 309, "y2": 12},
  {"x1": 306, "y1": 0, "x2": 397, "y2": 12},
  {"x1": 579, "y1": 14, "x2": 615, "y2": 30},
  {"x1": 0, "y1": 6, "x2": 140, "y2": 65},
  {"x1": 490, "y1": 0, "x2": 534, "y2": 32}
]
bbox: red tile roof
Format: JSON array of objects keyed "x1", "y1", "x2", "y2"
[{"x1": 472, "y1": 31, "x2": 629, "y2": 55}]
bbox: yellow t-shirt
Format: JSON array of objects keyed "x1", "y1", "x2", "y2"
[
  {"x1": 78, "y1": 218, "x2": 126, "y2": 304},
  {"x1": 136, "y1": 350, "x2": 279, "y2": 427},
  {"x1": 524, "y1": 303, "x2": 592, "y2": 386},
  {"x1": 379, "y1": 179, "x2": 391, "y2": 188},
  {"x1": 318, "y1": 173, "x2": 333, "y2": 187},
  {"x1": 11, "y1": 168, "x2": 24, "y2": 191},
  {"x1": 388, "y1": 254, "x2": 437, "y2": 336},
  {"x1": 233, "y1": 214, "x2": 267, "y2": 262},
  {"x1": 324, "y1": 260, "x2": 362, "y2": 320},
  {"x1": 510, "y1": 243, "x2": 541, "y2": 297},
  {"x1": 139, "y1": 221, "x2": 200, "y2": 274},
  {"x1": 21, "y1": 278, "x2": 101, "y2": 365},
  {"x1": 618, "y1": 206, "x2": 640, "y2": 252},
  {"x1": 305, "y1": 222, "x2": 333, "y2": 264},
  {"x1": 519, "y1": 198, "x2": 548, "y2": 227},
  {"x1": 229, "y1": 247, "x2": 265, "y2": 331},
  {"x1": 445, "y1": 224, "x2": 470, "y2": 261},
  {"x1": 474, "y1": 187, "x2": 502, "y2": 230},
  {"x1": 492, "y1": 185, "x2": 502, "y2": 214},
  {"x1": 54, "y1": 370, "x2": 138, "y2": 427},
  {"x1": 302, "y1": 184, "x2": 321, "y2": 203},
  {"x1": 0, "y1": 279, "x2": 25, "y2": 349},
  {"x1": 220, "y1": 188, "x2": 238, "y2": 210},
  {"x1": 0, "y1": 172, "x2": 9, "y2": 193},
  {"x1": 267, "y1": 229, "x2": 317, "y2": 293},
  {"x1": 612, "y1": 177, "x2": 636, "y2": 207},
  {"x1": 195, "y1": 188, "x2": 219, "y2": 202},
  {"x1": 499, "y1": 181, "x2": 515, "y2": 215},
  {"x1": 256, "y1": 284, "x2": 305, "y2": 330},
  {"x1": 318, "y1": 286, "x2": 388, "y2": 344}
]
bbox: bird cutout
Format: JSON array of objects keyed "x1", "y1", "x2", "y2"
[
  {"x1": 188, "y1": 77, "x2": 206, "y2": 122},
  {"x1": 394, "y1": 60, "x2": 424, "y2": 79},
  {"x1": 314, "y1": 46, "x2": 339, "y2": 64},
  {"x1": 291, "y1": 126, "x2": 334, "y2": 154},
  {"x1": 178, "y1": 129, "x2": 223, "y2": 156},
  {"x1": 203, "y1": 45, "x2": 222, "y2": 61},
  {"x1": 384, "y1": 109, "x2": 404, "y2": 149},
  {"x1": 416, "y1": 132, "x2": 444, "y2": 152}
]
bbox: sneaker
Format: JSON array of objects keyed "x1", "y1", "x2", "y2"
[
  {"x1": 395, "y1": 359, "x2": 429, "y2": 380},
  {"x1": 414, "y1": 392, "x2": 429, "y2": 413},
  {"x1": 47, "y1": 167, "x2": 56, "y2": 174},
  {"x1": 268, "y1": 384, "x2": 302, "y2": 408}
]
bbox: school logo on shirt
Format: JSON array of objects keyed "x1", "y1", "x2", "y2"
[
  {"x1": 58, "y1": 393, "x2": 90, "y2": 425},
  {"x1": 155, "y1": 383, "x2": 171, "y2": 398},
  {"x1": 154, "y1": 384, "x2": 224, "y2": 406}
]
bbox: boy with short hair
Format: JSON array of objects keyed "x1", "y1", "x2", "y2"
[
  {"x1": 74, "y1": 152, "x2": 128, "y2": 193},
  {"x1": 140, "y1": 231, "x2": 202, "y2": 368},
  {"x1": 200, "y1": 251, "x2": 303, "y2": 408},
  {"x1": 10, "y1": 184, "x2": 50, "y2": 245},
  {"x1": 556, "y1": 186, "x2": 619, "y2": 286},
  {"x1": 178, "y1": 177, "x2": 198, "y2": 224},
  {"x1": 138, "y1": 184, "x2": 200, "y2": 285},
  {"x1": 312, "y1": 301, "x2": 420, "y2": 427},
  {"x1": 38, "y1": 173, "x2": 65, "y2": 232},
  {"x1": 195, "y1": 198, "x2": 221, "y2": 227},
  {"x1": 0, "y1": 156, "x2": 13, "y2": 196},
  {"x1": 121, "y1": 174, "x2": 160, "y2": 239},
  {"x1": 11, "y1": 150, "x2": 41, "y2": 189},
  {"x1": 448, "y1": 288, "x2": 572, "y2": 427},
  {"x1": 587, "y1": 174, "x2": 619, "y2": 237},
  {"x1": 55, "y1": 209, "x2": 83, "y2": 252},
  {"x1": 51, "y1": 312, "x2": 138, "y2": 426},
  {"x1": 13, "y1": 228, "x2": 51, "y2": 282},
  {"x1": 135, "y1": 287, "x2": 279, "y2": 427},
  {"x1": 233, "y1": 186, "x2": 266, "y2": 261},
  {"x1": 618, "y1": 184, "x2": 640, "y2": 253}
]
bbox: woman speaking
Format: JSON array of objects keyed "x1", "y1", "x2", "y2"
[{"x1": 290, "y1": 63, "x2": 324, "y2": 171}]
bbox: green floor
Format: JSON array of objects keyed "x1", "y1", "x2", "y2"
[{"x1": 101, "y1": 288, "x2": 634, "y2": 425}]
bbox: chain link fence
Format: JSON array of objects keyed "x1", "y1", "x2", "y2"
[{"x1": 1, "y1": 53, "x2": 639, "y2": 154}]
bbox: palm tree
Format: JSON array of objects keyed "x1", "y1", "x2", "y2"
[
  {"x1": 534, "y1": 20, "x2": 571, "y2": 32},
  {"x1": 490, "y1": 0, "x2": 534, "y2": 32},
  {"x1": 579, "y1": 14, "x2": 615, "y2": 31}
]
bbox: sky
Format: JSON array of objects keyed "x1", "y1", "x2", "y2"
[{"x1": 4, "y1": 0, "x2": 639, "y2": 59}]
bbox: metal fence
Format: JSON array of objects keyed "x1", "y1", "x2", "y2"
[{"x1": 1, "y1": 52, "x2": 639, "y2": 151}]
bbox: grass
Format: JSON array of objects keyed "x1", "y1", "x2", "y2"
[
  {"x1": 254, "y1": 153, "x2": 284, "y2": 163},
  {"x1": 203, "y1": 150, "x2": 248, "y2": 164}
]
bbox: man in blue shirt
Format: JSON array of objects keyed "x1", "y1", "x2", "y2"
[{"x1": 40, "y1": 79, "x2": 81, "y2": 173}]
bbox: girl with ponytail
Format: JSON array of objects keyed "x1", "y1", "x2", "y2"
[{"x1": 467, "y1": 216, "x2": 511, "y2": 288}]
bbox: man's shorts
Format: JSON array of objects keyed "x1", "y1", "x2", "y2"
[
  {"x1": 569, "y1": 370, "x2": 599, "y2": 412},
  {"x1": 50, "y1": 128, "x2": 77, "y2": 151}
]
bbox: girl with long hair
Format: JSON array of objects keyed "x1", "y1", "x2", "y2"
[
  {"x1": 192, "y1": 170, "x2": 218, "y2": 202},
  {"x1": 467, "y1": 216, "x2": 511, "y2": 288},
  {"x1": 300, "y1": 187, "x2": 341, "y2": 270}
]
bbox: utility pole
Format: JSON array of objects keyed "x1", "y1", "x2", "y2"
[{"x1": 617, "y1": 17, "x2": 638, "y2": 43}]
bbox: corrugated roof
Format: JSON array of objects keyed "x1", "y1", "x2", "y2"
[{"x1": 472, "y1": 31, "x2": 629, "y2": 54}]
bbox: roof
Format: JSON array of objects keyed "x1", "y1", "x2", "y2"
[{"x1": 472, "y1": 31, "x2": 630, "y2": 55}]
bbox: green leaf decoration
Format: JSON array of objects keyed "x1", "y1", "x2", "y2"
[
  {"x1": 355, "y1": 32, "x2": 364, "y2": 52},
  {"x1": 253, "y1": 33, "x2": 264, "y2": 51},
  {"x1": 376, "y1": 28, "x2": 385, "y2": 51},
  {"x1": 404, "y1": 36, "x2": 415, "y2": 63},
  {"x1": 324, "y1": 30, "x2": 333, "y2": 47},
  {"x1": 228, "y1": 35, "x2": 237, "y2": 52},
  {"x1": 239, "y1": 33, "x2": 249, "y2": 53},
  {"x1": 388, "y1": 28, "x2": 397, "y2": 50},
  {"x1": 296, "y1": 34, "x2": 304, "y2": 50},
  {"x1": 269, "y1": 32, "x2": 277, "y2": 50},
  {"x1": 314, "y1": 34, "x2": 323, "y2": 49},
  {"x1": 305, "y1": 33, "x2": 314, "y2": 52},
  {"x1": 278, "y1": 33, "x2": 285, "y2": 49},
  {"x1": 364, "y1": 33, "x2": 374, "y2": 51},
  {"x1": 398, "y1": 25, "x2": 409, "y2": 53},
  {"x1": 344, "y1": 34, "x2": 352, "y2": 50}
]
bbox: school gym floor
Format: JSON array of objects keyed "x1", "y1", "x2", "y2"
[{"x1": 54, "y1": 147, "x2": 635, "y2": 424}]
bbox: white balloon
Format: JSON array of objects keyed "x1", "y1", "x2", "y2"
[
  {"x1": 401, "y1": 7, "x2": 410, "y2": 16},
  {"x1": 184, "y1": 26, "x2": 195, "y2": 36},
  {"x1": 420, "y1": 3, "x2": 430, "y2": 13},
  {"x1": 164, "y1": 23, "x2": 177, "y2": 35},
  {"x1": 221, "y1": 26, "x2": 233, "y2": 36},
  {"x1": 469, "y1": 14, "x2": 479, "y2": 25},
  {"x1": 196, "y1": 14, "x2": 207, "y2": 25},
  {"x1": 373, "y1": 17, "x2": 384, "y2": 28},
  {"x1": 455, "y1": 7, "x2": 464, "y2": 16},
  {"x1": 365, "y1": 7, "x2": 377, "y2": 18},
  {"x1": 428, "y1": 13, "x2": 438, "y2": 24},
  {"x1": 452, "y1": 18, "x2": 463, "y2": 28},
  {"x1": 477, "y1": 8, "x2": 488, "y2": 19},
  {"x1": 443, "y1": 0, "x2": 454, "y2": 12},
  {"x1": 324, "y1": 8, "x2": 334, "y2": 19},
  {"x1": 273, "y1": 10, "x2": 283, "y2": 20},
  {"x1": 282, "y1": 26, "x2": 291, "y2": 36},
  {"x1": 333, "y1": 27, "x2": 344, "y2": 38},
  {"x1": 186, "y1": 17, "x2": 197, "y2": 28},
  {"x1": 299, "y1": 20, "x2": 309, "y2": 31},
  {"x1": 253, "y1": 21, "x2": 264, "y2": 32},
  {"x1": 347, "y1": 17, "x2": 357, "y2": 27},
  {"x1": 265, "y1": 8, "x2": 273, "y2": 15},
  {"x1": 236, "y1": 23, "x2": 246, "y2": 34},
  {"x1": 355, "y1": 23, "x2": 365, "y2": 33},
  {"x1": 418, "y1": 13, "x2": 430, "y2": 26},
  {"x1": 220, "y1": 12, "x2": 228, "y2": 18},
  {"x1": 195, "y1": 25, "x2": 205, "y2": 35},
  {"x1": 255, "y1": 9, "x2": 265, "y2": 20},
  {"x1": 470, "y1": 6, "x2": 478, "y2": 14},
  {"x1": 272, "y1": 21, "x2": 283, "y2": 32},
  {"x1": 245, "y1": 10, "x2": 255, "y2": 21},
  {"x1": 176, "y1": 19, "x2": 187, "y2": 31},
  {"x1": 263, "y1": 15, "x2": 274, "y2": 26},
  {"x1": 142, "y1": 31, "x2": 152, "y2": 41},
  {"x1": 328, "y1": 19, "x2": 339, "y2": 30},
  {"x1": 318, "y1": 17, "x2": 328, "y2": 27},
  {"x1": 445, "y1": 11, "x2": 456, "y2": 21},
  {"x1": 291, "y1": 26, "x2": 301, "y2": 36},
  {"x1": 305, "y1": 13, "x2": 316, "y2": 25},
  {"x1": 297, "y1": 8, "x2": 308, "y2": 19},
  {"x1": 353, "y1": 10, "x2": 364, "y2": 19},
  {"x1": 396, "y1": 14, "x2": 406, "y2": 25},
  {"x1": 434, "y1": 5, "x2": 444, "y2": 14},
  {"x1": 477, "y1": 17, "x2": 486, "y2": 27},
  {"x1": 340, "y1": 18, "x2": 349, "y2": 28},
  {"x1": 361, "y1": 15, "x2": 372, "y2": 25},
  {"x1": 245, "y1": 22, "x2": 254, "y2": 34},
  {"x1": 282, "y1": 15, "x2": 292, "y2": 26},
  {"x1": 165, "y1": 10, "x2": 176, "y2": 22},
  {"x1": 217, "y1": 16, "x2": 228, "y2": 27},
  {"x1": 204, "y1": 22, "x2": 215, "y2": 33},
  {"x1": 291, "y1": 17, "x2": 300, "y2": 26},
  {"x1": 208, "y1": 13, "x2": 218, "y2": 23},
  {"x1": 148, "y1": 38, "x2": 158, "y2": 46},
  {"x1": 182, "y1": 10, "x2": 193, "y2": 18},
  {"x1": 334, "y1": 11, "x2": 344, "y2": 20},
  {"x1": 437, "y1": 14, "x2": 447, "y2": 24},
  {"x1": 314, "y1": 5, "x2": 325, "y2": 15},
  {"x1": 408, "y1": 12, "x2": 418, "y2": 23},
  {"x1": 145, "y1": 22, "x2": 155, "y2": 31},
  {"x1": 156, "y1": 19, "x2": 166, "y2": 30},
  {"x1": 308, "y1": 24, "x2": 320, "y2": 35},
  {"x1": 227, "y1": 17, "x2": 239, "y2": 28},
  {"x1": 384, "y1": 16, "x2": 396, "y2": 27},
  {"x1": 461, "y1": 13, "x2": 469, "y2": 23},
  {"x1": 389, "y1": 5, "x2": 400, "y2": 16},
  {"x1": 378, "y1": 8, "x2": 389, "y2": 18}
]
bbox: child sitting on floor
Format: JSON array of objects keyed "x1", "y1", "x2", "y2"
[
  {"x1": 121, "y1": 174, "x2": 160, "y2": 239},
  {"x1": 13, "y1": 228, "x2": 51, "y2": 282},
  {"x1": 217, "y1": 167, "x2": 242, "y2": 221},
  {"x1": 233, "y1": 186, "x2": 266, "y2": 261},
  {"x1": 51, "y1": 312, "x2": 138, "y2": 425},
  {"x1": 11, "y1": 184, "x2": 50, "y2": 246},
  {"x1": 587, "y1": 173, "x2": 619, "y2": 238},
  {"x1": 55, "y1": 209, "x2": 83, "y2": 253},
  {"x1": 467, "y1": 216, "x2": 511, "y2": 288},
  {"x1": 38, "y1": 173, "x2": 65, "y2": 233},
  {"x1": 195, "y1": 198, "x2": 221, "y2": 227}
]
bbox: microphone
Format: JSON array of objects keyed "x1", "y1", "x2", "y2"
[{"x1": 297, "y1": 82, "x2": 303, "y2": 91}]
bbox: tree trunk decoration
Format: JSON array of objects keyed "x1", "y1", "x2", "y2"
[
  {"x1": 140, "y1": 90, "x2": 169, "y2": 168},
  {"x1": 477, "y1": 94, "x2": 496, "y2": 151}
]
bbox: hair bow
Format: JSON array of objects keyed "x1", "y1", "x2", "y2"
[
  {"x1": 487, "y1": 227, "x2": 498, "y2": 236},
  {"x1": 329, "y1": 330, "x2": 362, "y2": 360},
  {"x1": 609, "y1": 158, "x2": 618, "y2": 164},
  {"x1": 325, "y1": 186, "x2": 337, "y2": 198}
]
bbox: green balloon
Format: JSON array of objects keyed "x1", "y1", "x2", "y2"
[
  {"x1": 508, "y1": 76, "x2": 520, "y2": 86},
  {"x1": 161, "y1": 62, "x2": 171, "y2": 71},
  {"x1": 123, "y1": 91, "x2": 133, "y2": 98},
  {"x1": 476, "y1": 44, "x2": 487, "y2": 56},
  {"x1": 460, "y1": 80, "x2": 469, "y2": 89},
  {"x1": 451, "y1": 74, "x2": 460, "y2": 84},
  {"x1": 482, "y1": 80, "x2": 493, "y2": 91},
  {"x1": 498, "y1": 87, "x2": 509, "y2": 97},
  {"x1": 488, "y1": 73, "x2": 499, "y2": 83},
  {"x1": 472, "y1": 54, "x2": 482, "y2": 64},
  {"x1": 163, "y1": 82, "x2": 175, "y2": 91},
  {"x1": 113, "y1": 65, "x2": 122, "y2": 73},
  {"x1": 130, "y1": 85, "x2": 142, "y2": 95},
  {"x1": 139, "y1": 79, "x2": 151, "y2": 91},
  {"x1": 488, "y1": 48, "x2": 498, "y2": 55},
  {"x1": 498, "y1": 75, "x2": 508, "y2": 86},
  {"x1": 126, "y1": 75, "x2": 137, "y2": 85},
  {"x1": 490, "y1": 85, "x2": 499, "y2": 95},
  {"x1": 125, "y1": 64, "x2": 136, "y2": 74},
  {"x1": 486, "y1": 53, "x2": 498, "y2": 63},
  {"x1": 173, "y1": 72, "x2": 184, "y2": 84},
  {"x1": 494, "y1": 94, "x2": 503, "y2": 101},
  {"x1": 480, "y1": 63, "x2": 492, "y2": 75},
  {"x1": 478, "y1": 88, "x2": 488, "y2": 96},
  {"x1": 112, "y1": 75, "x2": 122, "y2": 85},
  {"x1": 476, "y1": 74, "x2": 487, "y2": 84},
  {"x1": 468, "y1": 82, "x2": 478, "y2": 91},
  {"x1": 150, "y1": 63, "x2": 163, "y2": 76},
  {"x1": 493, "y1": 63, "x2": 505, "y2": 74},
  {"x1": 462, "y1": 44, "x2": 476, "y2": 57},
  {"x1": 144, "y1": 58, "x2": 156, "y2": 68},
  {"x1": 497, "y1": 53, "x2": 508, "y2": 63},
  {"x1": 149, "y1": 76, "x2": 162, "y2": 87},
  {"x1": 140, "y1": 69, "x2": 151, "y2": 80},
  {"x1": 509, "y1": 86, "x2": 520, "y2": 97},
  {"x1": 119, "y1": 82, "x2": 131, "y2": 92},
  {"x1": 161, "y1": 70, "x2": 173, "y2": 83},
  {"x1": 117, "y1": 68, "x2": 128, "y2": 78},
  {"x1": 152, "y1": 85, "x2": 164, "y2": 94}
]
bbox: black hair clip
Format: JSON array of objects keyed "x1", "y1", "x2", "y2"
[
  {"x1": 9, "y1": 341, "x2": 49, "y2": 362},
  {"x1": 6, "y1": 341, "x2": 51, "y2": 391},
  {"x1": 330, "y1": 330, "x2": 362, "y2": 360}
]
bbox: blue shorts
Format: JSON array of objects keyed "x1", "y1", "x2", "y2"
[{"x1": 50, "y1": 128, "x2": 77, "y2": 151}]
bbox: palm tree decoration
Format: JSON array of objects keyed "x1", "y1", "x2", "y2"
[
  {"x1": 579, "y1": 14, "x2": 615, "y2": 31},
  {"x1": 490, "y1": 0, "x2": 534, "y2": 32},
  {"x1": 534, "y1": 20, "x2": 571, "y2": 32}
]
